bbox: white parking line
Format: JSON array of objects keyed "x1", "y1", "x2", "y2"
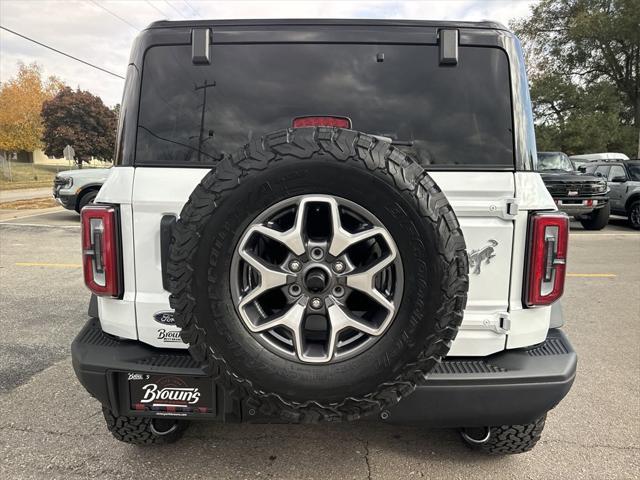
[
  {"x1": 571, "y1": 233, "x2": 640, "y2": 237},
  {"x1": 0, "y1": 208, "x2": 64, "y2": 221},
  {"x1": 0, "y1": 222, "x2": 80, "y2": 229},
  {"x1": 567, "y1": 273, "x2": 617, "y2": 277},
  {"x1": 15, "y1": 262, "x2": 82, "y2": 268}
]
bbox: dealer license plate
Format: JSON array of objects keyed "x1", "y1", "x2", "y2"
[{"x1": 127, "y1": 373, "x2": 214, "y2": 414}]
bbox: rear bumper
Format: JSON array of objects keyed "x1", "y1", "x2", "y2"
[
  {"x1": 72, "y1": 319, "x2": 576, "y2": 427},
  {"x1": 386, "y1": 329, "x2": 576, "y2": 427}
]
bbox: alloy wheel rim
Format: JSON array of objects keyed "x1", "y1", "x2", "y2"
[{"x1": 230, "y1": 194, "x2": 403, "y2": 364}]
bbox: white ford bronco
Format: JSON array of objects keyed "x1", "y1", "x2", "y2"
[{"x1": 72, "y1": 19, "x2": 577, "y2": 454}]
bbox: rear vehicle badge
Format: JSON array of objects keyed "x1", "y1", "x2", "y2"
[
  {"x1": 153, "y1": 311, "x2": 175, "y2": 325},
  {"x1": 469, "y1": 240, "x2": 498, "y2": 274},
  {"x1": 157, "y1": 329, "x2": 183, "y2": 343}
]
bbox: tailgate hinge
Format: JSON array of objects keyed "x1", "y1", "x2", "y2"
[
  {"x1": 501, "y1": 198, "x2": 519, "y2": 220},
  {"x1": 485, "y1": 312, "x2": 511, "y2": 334},
  {"x1": 460, "y1": 312, "x2": 511, "y2": 334}
]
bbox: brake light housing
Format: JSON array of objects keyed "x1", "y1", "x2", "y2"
[
  {"x1": 525, "y1": 212, "x2": 569, "y2": 307},
  {"x1": 81, "y1": 205, "x2": 122, "y2": 297},
  {"x1": 292, "y1": 116, "x2": 352, "y2": 129}
]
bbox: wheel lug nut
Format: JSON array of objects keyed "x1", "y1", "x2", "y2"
[
  {"x1": 310, "y1": 297, "x2": 323, "y2": 309},
  {"x1": 289, "y1": 260, "x2": 302, "y2": 272},
  {"x1": 333, "y1": 261, "x2": 345, "y2": 273},
  {"x1": 289, "y1": 284, "x2": 301, "y2": 296}
]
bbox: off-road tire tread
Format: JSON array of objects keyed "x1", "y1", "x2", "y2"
[
  {"x1": 579, "y1": 202, "x2": 610, "y2": 230},
  {"x1": 102, "y1": 407, "x2": 187, "y2": 445},
  {"x1": 628, "y1": 200, "x2": 640, "y2": 230},
  {"x1": 465, "y1": 414, "x2": 547, "y2": 455},
  {"x1": 76, "y1": 189, "x2": 98, "y2": 213},
  {"x1": 168, "y1": 127, "x2": 468, "y2": 423}
]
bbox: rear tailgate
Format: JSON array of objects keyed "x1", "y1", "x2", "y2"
[
  {"x1": 431, "y1": 172, "x2": 515, "y2": 355},
  {"x1": 131, "y1": 168, "x2": 523, "y2": 356},
  {"x1": 131, "y1": 168, "x2": 208, "y2": 347}
]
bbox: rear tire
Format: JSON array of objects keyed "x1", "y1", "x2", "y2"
[
  {"x1": 102, "y1": 407, "x2": 188, "y2": 445},
  {"x1": 460, "y1": 414, "x2": 546, "y2": 455},
  {"x1": 76, "y1": 189, "x2": 98, "y2": 213},
  {"x1": 628, "y1": 200, "x2": 640, "y2": 230},
  {"x1": 579, "y1": 203, "x2": 610, "y2": 230}
]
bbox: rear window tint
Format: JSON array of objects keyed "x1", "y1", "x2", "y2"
[{"x1": 135, "y1": 44, "x2": 514, "y2": 168}]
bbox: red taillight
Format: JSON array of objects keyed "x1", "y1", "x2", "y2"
[
  {"x1": 525, "y1": 212, "x2": 569, "y2": 307},
  {"x1": 292, "y1": 116, "x2": 351, "y2": 129},
  {"x1": 81, "y1": 205, "x2": 121, "y2": 297}
]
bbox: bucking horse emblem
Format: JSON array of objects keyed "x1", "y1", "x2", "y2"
[{"x1": 468, "y1": 240, "x2": 498, "y2": 275}]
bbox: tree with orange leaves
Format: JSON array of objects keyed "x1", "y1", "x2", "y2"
[{"x1": 0, "y1": 62, "x2": 64, "y2": 155}]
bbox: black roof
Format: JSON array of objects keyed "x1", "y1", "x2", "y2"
[{"x1": 146, "y1": 18, "x2": 508, "y2": 31}]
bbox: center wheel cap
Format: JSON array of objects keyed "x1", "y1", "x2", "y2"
[{"x1": 304, "y1": 268, "x2": 328, "y2": 293}]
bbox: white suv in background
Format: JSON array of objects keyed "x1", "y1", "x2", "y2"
[
  {"x1": 53, "y1": 167, "x2": 111, "y2": 213},
  {"x1": 570, "y1": 152, "x2": 630, "y2": 170}
]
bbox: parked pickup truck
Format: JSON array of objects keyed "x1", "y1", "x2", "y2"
[{"x1": 538, "y1": 151, "x2": 609, "y2": 230}]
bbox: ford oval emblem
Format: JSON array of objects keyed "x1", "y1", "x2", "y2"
[{"x1": 153, "y1": 311, "x2": 175, "y2": 325}]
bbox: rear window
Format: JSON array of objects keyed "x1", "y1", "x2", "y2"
[{"x1": 135, "y1": 44, "x2": 514, "y2": 169}]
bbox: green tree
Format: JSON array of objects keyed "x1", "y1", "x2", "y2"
[
  {"x1": 514, "y1": 0, "x2": 640, "y2": 157},
  {"x1": 41, "y1": 87, "x2": 117, "y2": 166},
  {"x1": 531, "y1": 75, "x2": 635, "y2": 154}
]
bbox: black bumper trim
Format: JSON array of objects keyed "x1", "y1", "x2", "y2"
[
  {"x1": 54, "y1": 192, "x2": 77, "y2": 209},
  {"x1": 386, "y1": 329, "x2": 577, "y2": 426},
  {"x1": 72, "y1": 319, "x2": 576, "y2": 427},
  {"x1": 552, "y1": 196, "x2": 608, "y2": 202}
]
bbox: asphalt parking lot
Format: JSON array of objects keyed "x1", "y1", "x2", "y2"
[{"x1": 0, "y1": 208, "x2": 638, "y2": 479}]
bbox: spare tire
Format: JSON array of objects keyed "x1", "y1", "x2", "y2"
[{"x1": 168, "y1": 127, "x2": 468, "y2": 422}]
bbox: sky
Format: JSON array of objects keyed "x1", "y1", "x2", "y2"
[{"x1": 0, "y1": 0, "x2": 538, "y2": 106}]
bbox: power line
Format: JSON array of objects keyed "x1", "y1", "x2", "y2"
[
  {"x1": 89, "y1": 0, "x2": 141, "y2": 31},
  {"x1": 183, "y1": 0, "x2": 201, "y2": 16},
  {"x1": 164, "y1": 0, "x2": 186, "y2": 19},
  {"x1": 0, "y1": 25, "x2": 125, "y2": 80},
  {"x1": 146, "y1": 0, "x2": 168, "y2": 17}
]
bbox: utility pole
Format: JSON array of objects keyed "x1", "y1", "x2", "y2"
[{"x1": 194, "y1": 79, "x2": 216, "y2": 163}]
